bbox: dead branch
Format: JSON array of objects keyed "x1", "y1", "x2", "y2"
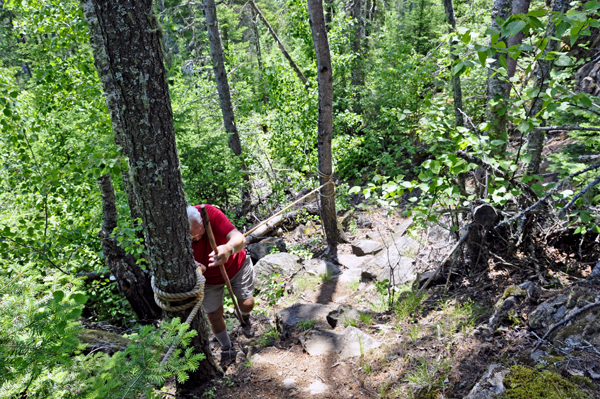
[
  {"x1": 534, "y1": 125, "x2": 600, "y2": 132},
  {"x1": 497, "y1": 160, "x2": 600, "y2": 228},
  {"x1": 558, "y1": 175, "x2": 600, "y2": 219},
  {"x1": 533, "y1": 298, "x2": 600, "y2": 351},
  {"x1": 417, "y1": 223, "x2": 472, "y2": 297},
  {"x1": 578, "y1": 154, "x2": 600, "y2": 163},
  {"x1": 249, "y1": 0, "x2": 308, "y2": 87}
]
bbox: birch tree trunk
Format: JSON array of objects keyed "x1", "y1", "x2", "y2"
[
  {"x1": 442, "y1": 0, "x2": 464, "y2": 127},
  {"x1": 97, "y1": 174, "x2": 161, "y2": 321},
  {"x1": 351, "y1": 0, "x2": 364, "y2": 111},
  {"x1": 486, "y1": 0, "x2": 512, "y2": 155},
  {"x1": 250, "y1": 6, "x2": 268, "y2": 104},
  {"x1": 525, "y1": 0, "x2": 569, "y2": 175},
  {"x1": 81, "y1": 0, "x2": 222, "y2": 393},
  {"x1": 307, "y1": 0, "x2": 342, "y2": 252},
  {"x1": 504, "y1": 0, "x2": 531, "y2": 96},
  {"x1": 204, "y1": 0, "x2": 251, "y2": 215}
]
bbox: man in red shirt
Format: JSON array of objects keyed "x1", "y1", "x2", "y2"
[{"x1": 187, "y1": 205, "x2": 255, "y2": 363}]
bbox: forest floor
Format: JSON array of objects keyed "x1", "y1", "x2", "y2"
[{"x1": 163, "y1": 207, "x2": 600, "y2": 399}]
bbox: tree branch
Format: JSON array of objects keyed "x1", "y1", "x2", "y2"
[{"x1": 534, "y1": 125, "x2": 600, "y2": 132}]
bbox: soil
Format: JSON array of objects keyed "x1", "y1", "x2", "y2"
[{"x1": 160, "y1": 207, "x2": 600, "y2": 399}]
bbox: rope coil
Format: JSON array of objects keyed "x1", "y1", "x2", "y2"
[
  {"x1": 151, "y1": 267, "x2": 205, "y2": 312},
  {"x1": 317, "y1": 167, "x2": 336, "y2": 198},
  {"x1": 152, "y1": 267, "x2": 206, "y2": 365}
]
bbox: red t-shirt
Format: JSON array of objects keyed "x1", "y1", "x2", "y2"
[{"x1": 192, "y1": 204, "x2": 246, "y2": 285}]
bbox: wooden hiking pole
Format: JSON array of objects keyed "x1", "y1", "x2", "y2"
[{"x1": 199, "y1": 205, "x2": 246, "y2": 326}]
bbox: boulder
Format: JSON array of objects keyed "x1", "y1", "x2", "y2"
[
  {"x1": 338, "y1": 254, "x2": 371, "y2": 283},
  {"x1": 302, "y1": 258, "x2": 340, "y2": 277},
  {"x1": 254, "y1": 253, "x2": 302, "y2": 289},
  {"x1": 300, "y1": 326, "x2": 381, "y2": 359},
  {"x1": 276, "y1": 303, "x2": 335, "y2": 333},
  {"x1": 246, "y1": 237, "x2": 287, "y2": 263},
  {"x1": 586, "y1": 261, "x2": 600, "y2": 283},
  {"x1": 306, "y1": 381, "x2": 328, "y2": 395},
  {"x1": 465, "y1": 364, "x2": 510, "y2": 399},
  {"x1": 326, "y1": 305, "x2": 362, "y2": 329},
  {"x1": 361, "y1": 235, "x2": 418, "y2": 284},
  {"x1": 387, "y1": 217, "x2": 413, "y2": 242},
  {"x1": 356, "y1": 215, "x2": 372, "y2": 229},
  {"x1": 528, "y1": 287, "x2": 600, "y2": 345},
  {"x1": 376, "y1": 257, "x2": 415, "y2": 286},
  {"x1": 351, "y1": 240, "x2": 384, "y2": 256}
]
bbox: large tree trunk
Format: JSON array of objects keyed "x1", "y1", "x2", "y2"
[
  {"x1": 97, "y1": 174, "x2": 161, "y2": 321},
  {"x1": 249, "y1": 0, "x2": 309, "y2": 88},
  {"x1": 204, "y1": 0, "x2": 251, "y2": 216},
  {"x1": 307, "y1": 0, "x2": 341, "y2": 253},
  {"x1": 505, "y1": 0, "x2": 531, "y2": 97},
  {"x1": 486, "y1": 0, "x2": 512, "y2": 155},
  {"x1": 81, "y1": 0, "x2": 222, "y2": 394},
  {"x1": 525, "y1": 0, "x2": 569, "y2": 175},
  {"x1": 442, "y1": 0, "x2": 464, "y2": 127}
]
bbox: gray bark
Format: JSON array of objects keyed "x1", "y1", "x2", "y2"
[
  {"x1": 525, "y1": 0, "x2": 569, "y2": 175},
  {"x1": 505, "y1": 0, "x2": 531, "y2": 96},
  {"x1": 249, "y1": 0, "x2": 309, "y2": 88},
  {"x1": 442, "y1": 0, "x2": 464, "y2": 127},
  {"x1": 204, "y1": 0, "x2": 251, "y2": 215},
  {"x1": 486, "y1": 0, "x2": 512, "y2": 154},
  {"x1": 81, "y1": 0, "x2": 222, "y2": 392},
  {"x1": 97, "y1": 174, "x2": 161, "y2": 321},
  {"x1": 307, "y1": 0, "x2": 342, "y2": 249}
]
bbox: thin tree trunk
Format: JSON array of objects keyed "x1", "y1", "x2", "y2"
[
  {"x1": 486, "y1": 0, "x2": 512, "y2": 155},
  {"x1": 249, "y1": 0, "x2": 309, "y2": 88},
  {"x1": 250, "y1": 6, "x2": 268, "y2": 104},
  {"x1": 351, "y1": 0, "x2": 363, "y2": 112},
  {"x1": 525, "y1": 0, "x2": 569, "y2": 175},
  {"x1": 97, "y1": 174, "x2": 161, "y2": 321},
  {"x1": 442, "y1": 0, "x2": 464, "y2": 127},
  {"x1": 504, "y1": 0, "x2": 531, "y2": 97},
  {"x1": 307, "y1": 0, "x2": 341, "y2": 252},
  {"x1": 204, "y1": 0, "x2": 251, "y2": 215},
  {"x1": 81, "y1": 0, "x2": 222, "y2": 394}
]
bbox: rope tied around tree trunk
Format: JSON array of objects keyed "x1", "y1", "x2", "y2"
[
  {"x1": 317, "y1": 167, "x2": 336, "y2": 198},
  {"x1": 151, "y1": 267, "x2": 205, "y2": 312},
  {"x1": 152, "y1": 266, "x2": 206, "y2": 365}
]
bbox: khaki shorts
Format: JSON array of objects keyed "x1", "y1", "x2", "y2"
[{"x1": 202, "y1": 257, "x2": 254, "y2": 314}]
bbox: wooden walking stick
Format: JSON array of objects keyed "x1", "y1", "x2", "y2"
[{"x1": 199, "y1": 205, "x2": 246, "y2": 326}]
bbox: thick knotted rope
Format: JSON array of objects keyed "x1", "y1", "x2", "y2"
[
  {"x1": 151, "y1": 267, "x2": 205, "y2": 365},
  {"x1": 151, "y1": 267, "x2": 205, "y2": 312}
]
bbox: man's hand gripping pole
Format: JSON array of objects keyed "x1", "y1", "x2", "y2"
[{"x1": 199, "y1": 205, "x2": 246, "y2": 327}]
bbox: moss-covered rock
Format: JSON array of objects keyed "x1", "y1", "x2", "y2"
[{"x1": 501, "y1": 365, "x2": 589, "y2": 399}]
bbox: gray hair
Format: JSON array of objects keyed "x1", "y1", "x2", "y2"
[{"x1": 186, "y1": 205, "x2": 203, "y2": 224}]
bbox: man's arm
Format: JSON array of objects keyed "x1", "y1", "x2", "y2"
[{"x1": 207, "y1": 229, "x2": 246, "y2": 268}]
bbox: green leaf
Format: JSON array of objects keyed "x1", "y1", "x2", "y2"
[
  {"x1": 478, "y1": 51, "x2": 487, "y2": 66},
  {"x1": 554, "y1": 55, "x2": 572, "y2": 66},
  {"x1": 498, "y1": 55, "x2": 507, "y2": 69},
  {"x1": 452, "y1": 62, "x2": 465, "y2": 76},
  {"x1": 70, "y1": 293, "x2": 88, "y2": 304},
  {"x1": 507, "y1": 20, "x2": 527, "y2": 36},
  {"x1": 584, "y1": 0, "x2": 600, "y2": 10},
  {"x1": 66, "y1": 308, "x2": 83, "y2": 320},
  {"x1": 526, "y1": 9, "x2": 546, "y2": 17},
  {"x1": 53, "y1": 290, "x2": 65, "y2": 301}
]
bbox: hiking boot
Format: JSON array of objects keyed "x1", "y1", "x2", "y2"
[
  {"x1": 239, "y1": 314, "x2": 255, "y2": 338},
  {"x1": 219, "y1": 345, "x2": 237, "y2": 369}
]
